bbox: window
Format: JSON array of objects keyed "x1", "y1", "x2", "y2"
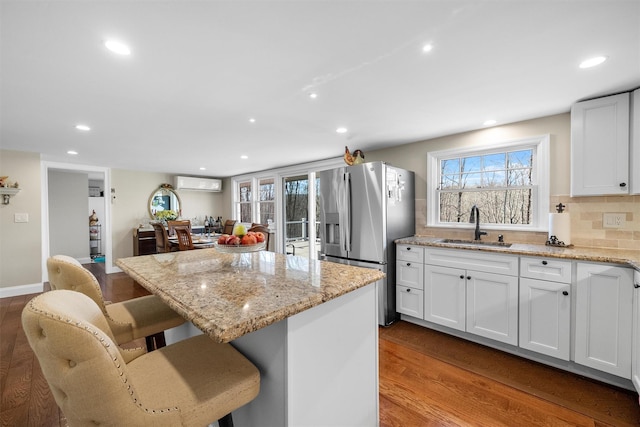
[
  {"x1": 427, "y1": 135, "x2": 549, "y2": 231},
  {"x1": 258, "y1": 178, "x2": 275, "y2": 225},
  {"x1": 237, "y1": 180, "x2": 252, "y2": 222}
]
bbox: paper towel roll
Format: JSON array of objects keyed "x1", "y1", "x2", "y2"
[{"x1": 549, "y1": 213, "x2": 571, "y2": 245}]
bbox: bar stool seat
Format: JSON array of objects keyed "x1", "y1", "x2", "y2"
[
  {"x1": 46, "y1": 255, "x2": 185, "y2": 350},
  {"x1": 22, "y1": 290, "x2": 260, "y2": 427}
]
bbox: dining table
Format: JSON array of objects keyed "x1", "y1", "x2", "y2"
[
  {"x1": 116, "y1": 248, "x2": 385, "y2": 426},
  {"x1": 167, "y1": 233, "x2": 219, "y2": 249}
]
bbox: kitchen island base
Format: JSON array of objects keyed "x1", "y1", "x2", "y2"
[{"x1": 166, "y1": 283, "x2": 379, "y2": 427}]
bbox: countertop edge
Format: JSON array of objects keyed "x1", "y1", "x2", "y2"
[{"x1": 395, "y1": 237, "x2": 640, "y2": 272}]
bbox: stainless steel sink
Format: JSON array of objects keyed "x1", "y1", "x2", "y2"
[{"x1": 438, "y1": 238, "x2": 512, "y2": 248}]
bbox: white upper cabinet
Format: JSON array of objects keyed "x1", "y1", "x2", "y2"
[
  {"x1": 631, "y1": 89, "x2": 640, "y2": 194},
  {"x1": 571, "y1": 92, "x2": 630, "y2": 196}
]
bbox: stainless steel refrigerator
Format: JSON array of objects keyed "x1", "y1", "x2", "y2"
[{"x1": 319, "y1": 161, "x2": 415, "y2": 326}]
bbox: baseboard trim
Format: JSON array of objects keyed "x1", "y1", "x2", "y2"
[{"x1": 0, "y1": 283, "x2": 44, "y2": 298}]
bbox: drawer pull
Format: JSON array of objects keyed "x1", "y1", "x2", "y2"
[
  {"x1": 407, "y1": 247, "x2": 411, "y2": 250},
  {"x1": 562, "y1": 291, "x2": 569, "y2": 296},
  {"x1": 406, "y1": 263, "x2": 411, "y2": 266},
  {"x1": 406, "y1": 288, "x2": 411, "y2": 292},
  {"x1": 542, "y1": 260, "x2": 548, "y2": 265},
  {"x1": 634, "y1": 283, "x2": 640, "y2": 289}
]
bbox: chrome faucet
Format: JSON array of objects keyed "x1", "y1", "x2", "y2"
[{"x1": 469, "y1": 205, "x2": 487, "y2": 241}]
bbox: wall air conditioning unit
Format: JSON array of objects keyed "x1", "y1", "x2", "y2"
[{"x1": 174, "y1": 176, "x2": 222, "y2": 192}]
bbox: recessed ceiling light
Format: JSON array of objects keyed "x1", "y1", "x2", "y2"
[
  {"x1": 309, "y1": 93, "x2": 318, "y2": 99},
  {"x1": 67, "y1": 150, "x2": 78, "y2": 155},
  {"x1": 483, "y1": 119, "x2": 497, "y2": 126},
  {"x1": 579, "y1": 56, "x2": 607, "y2": 69},
  {"x1": 199, "y1": 167, "x2": 206, "y2": 171},
  {"x1": 240, "y1": 155, "x2": 248, "y2": 160},
  {"x1": 422, "y1": 43, "x2": 433, "y2": 53},
  {"x1": 249, "y1": 118, "x2": 256, "y2": 123},
  {"x1": 104, "y1": 39, "x2": 131, "y2": 55},
  {"x1": 75, "y1": 124, "x2": 91, "y2": 131},
  {"x1": 336, "y1": 127, "x2": 348, "y2": 134}
]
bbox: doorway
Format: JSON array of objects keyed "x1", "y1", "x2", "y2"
[{"x1": 41, "y1": 161, "x2": 112, "y2": 281}]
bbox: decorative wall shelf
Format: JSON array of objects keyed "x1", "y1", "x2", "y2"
[{"x1": 0, "y1": 187, "x2": 20, "y2": 204}]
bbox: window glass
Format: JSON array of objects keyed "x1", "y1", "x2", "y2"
[
  {"x1": 258, "y1": 178, "x2": 275, "y2": 225},
  {"x1": 430, "y1": 139, "x2": 546, "y2": 229}
]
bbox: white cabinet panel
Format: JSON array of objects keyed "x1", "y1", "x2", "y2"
[
  {"x1": 396, "y1": 245, "x2": 424, "y2": 263},
  {"x1": 520, "y1": 257, "x2": 572, "y2": 283},
  {"x1": 396, "y1": 285, "x2": 424, "y2": 318},
  {"x1": 575, "y1": 263, "x2": 633, "y2": 378},
  {"x1": 632, "y1": 270, "x2": 640, "y2": 394},
  {"x1": 466, "y1": 271, "x2": 519, "y2": 345},
  {"x1": 396, "y1": 261, "x2": 424, "y2": 290},
  {"x1": 424, "y1": 248, "x2": 518, "y2": 276},
  {"x1": 571, "y1": 92, "x2": 630, "y2": 196},
  {"x1": 519, "y1": 278, "x2": 571, "y2": 360},
  {"x1": 423, "y1": 265, "x2": 466, "y2": 331},
  {"x1": 631, "y1": 89, "x2": 640, "y2": 194}
]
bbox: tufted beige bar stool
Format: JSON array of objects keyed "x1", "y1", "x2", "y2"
[
  {"x1": 47, "y1": 255, "x2": 185, "y2": 351},
  {"x1": 23, "y1": 290, "x2": 260, "y2": 427}
]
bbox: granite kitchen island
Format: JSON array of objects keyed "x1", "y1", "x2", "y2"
[{"x1": 117, "y1": 248, "x2": 385, "y2": 427}]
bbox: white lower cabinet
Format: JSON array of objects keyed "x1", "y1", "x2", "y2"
[
  {"x1": 632, "y1": 270, "x2": 640, "y2": 393},
  {"x1": 423, "y1": 265, "x2": 466, "y2": 331},
  {"x1": 423, "y1": 248, "x2": 519, "y2": 345},
  {"x1": 575, "y1": 262, "x2": 634, "y2": 379},
  {"x1": 396, "y1": 285, "x2": 424, "y2": 318},
  {"x1": 396, "y1": 245, "x2": 425, "y2": 318},
  {"x1": 466, "y1": 270, "x2": 519, "y2": 345},
  {"x1": 519, "y1": 278, "x2": 571, "y2": 360},
  {"x1": 519, "y1": 257, "x2": 572, "y2": 360}
]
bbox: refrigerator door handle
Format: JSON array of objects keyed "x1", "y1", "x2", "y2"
[{"x1": 344, "y1": 171, "x2": 352, "y2": 253}]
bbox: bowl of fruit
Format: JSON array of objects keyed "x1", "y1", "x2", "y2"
[{"x1": 214, "y1": 226, "x2": 267, "y2": 253}]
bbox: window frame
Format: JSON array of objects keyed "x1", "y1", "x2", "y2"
[{"x1": 426, "y1": 134, "x2": 550, "y2": 231}]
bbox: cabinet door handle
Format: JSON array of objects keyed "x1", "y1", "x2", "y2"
[
  {"x1": 542, "y1": 260, "x2": 548, "y2": 265},
  {"x1": 634, "y1": 283, "x2": 640, "y2": 289},
  {"x1": 460, "y1": 275, "x2": 464, "y2": 279},
  {"x1": 620, "y1": 182, "x2": 627, "y2": 187},
  {"x1": 406, "y1": 288, "x2": 411, "y2": 292},
  {"x1": 562, "y1": 291, "x2": 569, "y2": 296},
  {"x1": 406, "y1": 263, "x2": 411, "y2": 266},
  {"x1": 467, "y1": 276, "x2": 471, "y2": 280},
  {"x1": 406, "y1": 247, "x2": 411, "y2": 250}
]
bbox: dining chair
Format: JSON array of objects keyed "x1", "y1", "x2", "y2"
[
  {"x1": 23, "y1": 290, "x2": 260, "y2": 427},
  {"x1": 222, "y1": 219, "x2": 237, "y2": 234},
  {"x1": 167, "y1": 219, "x2": 191, "y2": 237},
  {"x1": 248, "y1": 224, "x2": 271, "y2": 251},
  {"x1": 175, "y1": 227, "x2": 195, "y2": 251},
  {"x1": 46, "y1": 255, "x2": 185, "y2": 351},
  {"x1": 151, "y1": 222, "x2": 173, "y2": 253}
]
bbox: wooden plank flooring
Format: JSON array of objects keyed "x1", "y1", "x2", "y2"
[{"x1": 1, "y1": 263, "x2": 639, "y2": 426}]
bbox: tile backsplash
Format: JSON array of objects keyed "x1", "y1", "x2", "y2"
[{"x1": 414, "y1": 196, "x2": 640, "y2": 250}]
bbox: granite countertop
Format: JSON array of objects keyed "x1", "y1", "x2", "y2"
[
  {"x1": 395, "y1": 236, "x2": 640, "y2": 271},
  {"x1": 116, "y1": 249, "x2": 384, "y2": 343}
]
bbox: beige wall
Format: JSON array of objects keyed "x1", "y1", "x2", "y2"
[
  {"x1": 0, "y1": 150, "x2": 42, "y2": 288},
  {"x1": 110, "y1": 169, "x2": 228, "y2": 265},
  {"x1": 366, "y1": 113, "x2": 638, "y2": 249}
]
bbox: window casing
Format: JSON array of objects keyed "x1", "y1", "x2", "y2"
[{"x1": 427, "y1": 135, "x2": 550, "y2": 231}]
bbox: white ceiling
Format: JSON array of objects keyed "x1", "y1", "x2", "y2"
[{"x1": 1, "y1": 1, "x2": 639, "y2": 178}]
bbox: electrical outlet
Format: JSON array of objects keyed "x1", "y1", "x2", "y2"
[
  {"x1": 603, "y1": 213, "x2": 626, "y2": 228},
  {"x1": 14, "y1": 213, "x2": 29, "y2": 223}
]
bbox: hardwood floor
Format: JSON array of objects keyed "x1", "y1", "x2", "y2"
[{"x1": 1, "y1": 264, "x2": 639, "y2": 426}]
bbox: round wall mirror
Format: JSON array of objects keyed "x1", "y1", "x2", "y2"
[{"x1": 148, "y1": 185, "x2": 182, "y2": 220}]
